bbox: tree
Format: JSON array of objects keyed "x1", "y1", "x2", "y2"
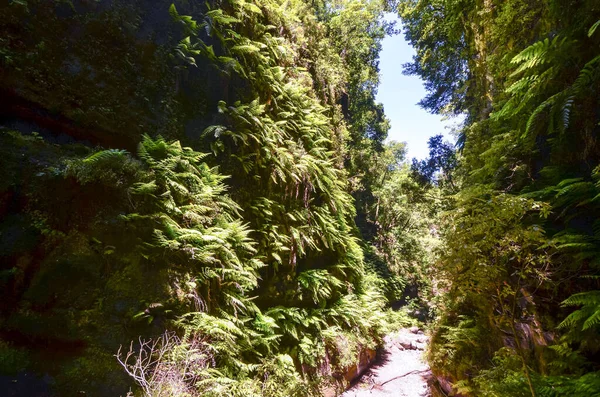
[{"x1": 410, "y1": 134, "x2": 457, "y2": 189}]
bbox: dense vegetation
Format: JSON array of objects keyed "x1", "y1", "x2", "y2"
[
  {"x1": 0, "y1": 0, "x2": 433, "y2": 396},
  {"x1": 4, "y1": 0, "x2": 600, "y2": 396},
  {"x1": 399, "y1": 0, "x2": 600, "y2": 395}
]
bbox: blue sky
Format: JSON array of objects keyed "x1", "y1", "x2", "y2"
[{"x1": 376, "y1": 14, "x2": 458, "y2": 160}]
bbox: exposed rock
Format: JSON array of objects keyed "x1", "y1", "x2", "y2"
[
  {"x1": 322, "y1": 346, "x2": 379, "y2": 397},
  {"x1": 398, "y1": 338, "x2": 416, "y2": 350},
  {"x1": 343, "y1": 348, "x2": 377, "y2": 383},
  {"x1": 435, "y1": 375, "x2": 466, "y2": 397},
  {"x1": 394, "y1": 344, "x2": 406, "y2": 352},
  {"x1": 413, "y1": 342, "x2": 427, "y2": 350}
]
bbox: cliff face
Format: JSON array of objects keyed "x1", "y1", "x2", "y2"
[
  {"x1": 0, "y1": 131, "x2": 139, "y2": 395},
  {"x1": 0, "y1": 2, "x2": 217, "y2": 394},
  {"x1": 0, "y1": 0, "x2": 227, "y2": 149},
  {"x1": 0, "y1": 1, "x2": 393, "y2": 395}
]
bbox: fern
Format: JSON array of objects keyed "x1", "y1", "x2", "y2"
[
  {"x1": 83, "y1": 149, "x2": 128, "y2": 164},
  {"x1": 510, "y1": 36, "x2": 567, "y2": 76},
  {"x1": 589, "y1": 20, "x2": 600, "y2": 37},
  {"x1": 559, "y1": 291, "x2": 600, "y2": 331}
]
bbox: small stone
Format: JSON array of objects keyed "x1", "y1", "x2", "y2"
[
  {"x1": 394, "y1": 343, "x2": 405, "y2": 351},
  {"x1": 413, "y1": 342, "x2": 426, "y2": 350},
  {"x1": 397, "y1": 337, "x2": 414, "y2": 350},
  {"x1": 409, "y1": 326, "x2": 420, "y2": 334}
]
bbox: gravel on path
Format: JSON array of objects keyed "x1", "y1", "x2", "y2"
[{"x1": 341, "y1": 328, "x2": 432, "y2": 397}]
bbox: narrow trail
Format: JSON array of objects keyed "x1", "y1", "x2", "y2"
[{"x1": 342, "y1": 328, "x2": 432, "y2": 397}]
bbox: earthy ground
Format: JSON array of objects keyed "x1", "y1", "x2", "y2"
[{"x1": 342, "y1": 328, "x2": 432, "y2": 397}]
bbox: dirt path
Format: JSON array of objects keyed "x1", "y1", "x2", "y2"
[{"x1": 342, "y1": 328, "x2": 432, "y2": 397}]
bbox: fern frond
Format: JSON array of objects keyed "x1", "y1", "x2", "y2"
[
  {"x1": 83, "y1": 149, "x2": 128, "y2": 164},
  {"x1": 589, "y1": 19, "x2": 600, "y2": 37}
]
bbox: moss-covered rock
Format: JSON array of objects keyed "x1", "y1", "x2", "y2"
[{"x1": 0, "y1": 130, "x2": 179, "y2": 395}]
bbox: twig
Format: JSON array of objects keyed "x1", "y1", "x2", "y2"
[{"x1": 376, "y1": 369, "x2": 430, "y2": 387}]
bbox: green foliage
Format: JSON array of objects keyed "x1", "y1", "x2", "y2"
[
  {"x1": 536, "y1": 372, "x2": 600, "y2": 397},
  {"x1": 403, "y1": 0, "x2": 600, "y2": 394},
  {"x1": 367, "y1": 144, "x2": 441, "y2": 312},
  {"x1": 0, "y1": 0, "x2": 189, "y2": 148},
  {"x1": 559, "y1": 290, "x2": 600, "y2": 332},
  {"x1": 0, "y1": 0, "x2": 426, "y2": 395},
  {"x1": 399, "y1": 0, "x2": 474, "y2": 115},
  {"x1": 110, "y1": 1, "x2": 398, "y2": 394},
  {"x1": 0, "y1": 341, "x2": 30, "y2": 375},
  {"x1": 473, "y1": 348, "x2": 538, "y2": 397},
  {"x1": 83, "y1": 149, "x2": 129, "y2": 164}
]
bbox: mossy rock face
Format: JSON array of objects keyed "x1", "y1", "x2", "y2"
[
  {"x1": 0, "y1": 0, "x2": 217, "y2": 150},
  {"x1": 0, "y1": 130, "x2": 182, "y2": 395},
  {"x1": 0, "y1": 0, "x2": 397, "y2": 394}
]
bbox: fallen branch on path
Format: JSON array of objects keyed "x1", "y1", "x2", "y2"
[{"x1": 372, "y1": 369, "x2": 430, "y2": 389}]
